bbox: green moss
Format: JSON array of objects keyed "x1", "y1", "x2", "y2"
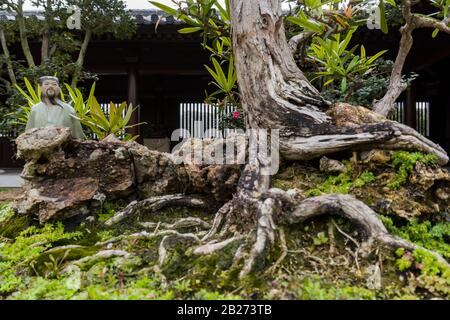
[
  {"x1": 1, "y1": 189, "x2": 447, "y2": 300},
  {"x1": 0, "y1": 204, "x2": 15, "y2": 224},
  {"x1": 193, "y1": 289, "x2": 242, "y2": 300},
  {"x1": 293, "y1": 276, "x2": 377, "y2": 300},
  {"x1": 271, "y1": 179, "x2": 290, "y2": 190},
  {"x1": 306, "y1": 161, "x2": 375, "y2": 196},
  {"x1": 0, "y1": 204, "x2": 31, "y2": 238},
  {"x1": 394, "y1": 248, "x2": 450, "y2": 297},
  {"x1": 312, "y1": 232, "x2": 329, "y2": 246},
  {"x1": 380, "y1": 216, "x2": 450, "y2": 259},
  {"x1": 97, "y1": 202, "x2": 117, "y2": 223},
  {"x1": 387, "y1": 151, "x2": 437, "y2": 189},
  {"x1": 8, "y1": 276, "x2": 80, "y2": 300},
  {"x1": 0, "y1": 223, "x2": 83, "y2": 294},
  {"x1": 383, "y1": 216, "x2": 450, "y2": 297}
]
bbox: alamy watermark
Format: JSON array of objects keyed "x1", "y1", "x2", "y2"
[
  {"x1": 366, "y1": 5, "x2": 381, "y2": 30},
  {"x1": 66, "y1": 6, "x2": 81, "y2": 30},
  {"x1": 64, "y1": 3, "x2": 382, "y2": 31},
  {"x1": 170, "y1": 126, "x2": 280, "y2": 176}
]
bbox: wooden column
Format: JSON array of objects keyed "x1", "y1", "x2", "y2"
[
  {"x1": 444, "y1": 84, "x2": 450, "y2": 153},
  {"x1": 126, "y1": 63, "x2": 141, "y2": 142},
  {"x1": 405, "y1": 85, "x2": 416, "y2": 130}
]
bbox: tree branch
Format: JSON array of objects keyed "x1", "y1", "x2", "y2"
[
  {"x1": 412, "y1": 14, "x2": 450, "y2": 33},
  {"x1": 40, "y1": 0, "x2": 53, "y2": 63},
  {"x1": 288, "y1": 31, "x2": 314, "y2": 55},
  {"x1": 71, "y1": 29, "x2": 92, "y2": 87},
  {"x1": 15, "y1": 0, "x2": 35, "y2": 68},
  {"x1": 374, "y1": 0, "x2": 450, "y2": 116},
  {"x1": 373, "y1": 0, "x2": 413, "y2": 116},
  {"x1": 0, "y1": 27, "x2": 16, "y2": 85}
]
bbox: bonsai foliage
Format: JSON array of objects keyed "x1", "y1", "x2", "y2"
[
  {"x1": 151, "y1": 0, "x2": 390, "y2": 110},
  {"x1": 150, "y1": 0, "x2": 244, "y2": 129},
  {"x1": 307, "y1": 27, "x2": 387, "y2": 96}
]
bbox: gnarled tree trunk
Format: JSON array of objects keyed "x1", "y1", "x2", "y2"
[
  {"x1": 230, "y1": 0, "x2": 448, "y2": 165},
  {"x1": 10, "y1": 0, "x2": 449, "y2": 279}
]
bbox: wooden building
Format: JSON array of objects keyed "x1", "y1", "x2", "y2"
[
  {"x1": 0, "y1": 9, "x2": 449, "y2": 167},
  {"x1": 0, "y1": 10, "x2": 211, "y2": 166}
]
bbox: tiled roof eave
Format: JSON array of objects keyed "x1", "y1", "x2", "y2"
[{"x1": 0, "y1": 9, "x2": 183, "y2": 25}]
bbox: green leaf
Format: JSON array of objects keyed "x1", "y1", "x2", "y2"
[
  {"x1": 385, "y1": 0, "x2": 397, "y2": 7},
  {"x1": 24, "y1": 77, "x2": 39, "y2": 102},
  {"x1": 110, "y1": 102, "x2": 126, "y2": 131},
  {"x1": 148, "y1": 2, "x2": 177, "y2": 16},
  {"x1": 86, "y1": 82, "x2": 96, "y2": 115},
  {"x1": 90, "y1": 97, "x2": 110, "y2": 129},
  {"x1": 123, "y1": 103, "x2": 135, "y2": 126},
  {"x1": 346, "y1": 56, "x2": 360, "y2": 72},
  {"x1": 338, "y1": 28, "x2": 356, "y2": 55},
  {"x1": 178, "y1": 27, "x2": 202, "y2": 34},
  {"x1": 14, "y1": 84, "x2": 33, "y2": 104},
  {"x1": 215, "y1": 0, "x2": 230, "y2": 22},
  {"x1": 340, "y1": 78, "x2": 348, "y2": 92},
  {"x1": 378, "y1": 0, "x2": 389, "y2": 34},
  {"x1": 227, "y1": 56, "x2": 236, "y2": 91},
  {"x1": 204, "y1": 64, "x2": 221, "y2": 87},
  {"x1": 212, "y1": 58, "x2": 227, "y2": 87},
  {"x1": 360, "y1": 45, "x2": 366, "y2": 60},
  {"x1": 205, "y1": 57, "x2": 231, "y2": 93},
  {"x1": 287, "y1": 14, "x2": 324, "y2": 33},
  {"x1": 366, "y1": 50, "x2": 387, "y2": 64},
  {"x1": 432, "y1": 28, "x2": 439, "y2": 38}
]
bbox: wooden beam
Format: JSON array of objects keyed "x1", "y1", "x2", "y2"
[
  {"x1": 405, "y1": 85, "x2": 416, "y2": 130},
  {"x1": 86, "y1": 64, "x2": 208, "y2": 76},
  {"x1": 127, "y1": 64, "x2": 140, "y2": 141}
]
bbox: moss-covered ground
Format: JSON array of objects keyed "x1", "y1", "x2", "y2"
[{"x1": 0, "y1": 151, "x2": 448, "y2": 300}]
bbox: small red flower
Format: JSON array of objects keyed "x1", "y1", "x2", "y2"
[{"x1": 232, "y1": 111, "x2": 241, "y2": 119}]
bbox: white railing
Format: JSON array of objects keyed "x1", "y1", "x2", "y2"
[
  {"x1": 416, "y1": 101, "x2": 430, "y2": 137},
  {"x1": 388, "y1": 101, "x2": 430, "y2": 136},
  {"x1": 179, "y1": 103, "x2": 238, "y2": 139},
  {"x1": 389, "y1": 101, "x2": 405, "y2": 124}
]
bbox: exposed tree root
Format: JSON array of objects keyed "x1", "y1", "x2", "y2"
[
  {"x1": 192, "y1": 235, "x2": 246, "y2": 255},
  {"x1": 201, "y1": 201, "x2": 232, "y2": 241},
  {"x1": 285, "y1": 194, "x2": 448, "y2": 265},
  {"x1": 266, "y1": 228, "x2": 287, "y2": 274},
  {"x1": 240, "y1": 198, "x2": 278, "y2": 278},
  {"x1": 281, "y1": 110, "x2": 449, "y2": 165},
  {"x1": 104, "y1": 194, "x2": 207, "y2": 226},
  {"x1": 95, "y1": 230, "x2": 200, "y2": 247},
  {"x1": 140, "y1": 217, "x2": 211, "y2": 231},
  {"x1": 158, "y1": 232, "x2": 201, "y2": 266},
  {"x1": 71, "y1": 250, "x2": 131, "y2": 269},
  {"x1": 138, "y1": 184, "x2": 448, "y2": 279}
]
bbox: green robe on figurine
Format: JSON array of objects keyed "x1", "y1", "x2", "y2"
[{"x1": 25, "y1": 76, "x2": 86, "y2": 140}]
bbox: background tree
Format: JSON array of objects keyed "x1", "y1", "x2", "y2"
[
  {"x1": 0, "y1": 0, "x2": 36, "y2": 67},
  {"x1": 67, "y1": 0, "x2": 136, "y2": 86},
  {"x1": 0, "y1": 13, "x2": 16, "y2": 87},
  {"x1": 0, "y1": 0, "x2": 137, "y2": 132}
]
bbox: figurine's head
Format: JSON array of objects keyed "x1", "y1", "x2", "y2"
[{"x1": 39, "y1": 76, "x2": 61, "y2": 105}]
